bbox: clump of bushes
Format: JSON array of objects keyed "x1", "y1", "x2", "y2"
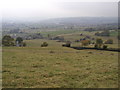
[
  {"x1": 95, "y1": 38, "x2": 103, "y2": 48},
  {"x1": 41, "y1": 42, "x2": 48, "y2": 47},
  {"x1": 62, "y1": 41, "x2": 71, "y2": 47},
  {"x1": 103, "y1": 45, "x2": 108, "y2": 49},
  {"x1": 95, "y1": 30, "x2": 110, "y2": 36},
  {"x1": 104, "y1": 39, "x2": 113, "y2": 44},
  {"x1": 94, "y1": 44, "x2": 108, "y2": 49},
  {"x1": 81, "y1": 40, "x2": 91, "y2": 46},
  {"x1": 23, "y1": 42, "x2": 27, "y2": 47},
  {"x1": 94, "y1": 44, "x2": 98, "y2": 48},
  {"x1": 51, "y1": 36, "x2": 64, "y2": 41}
]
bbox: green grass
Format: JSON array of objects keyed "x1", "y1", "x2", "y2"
[
  {"x1": 110, "y1": 31, "x2": 118, "y2": 36},
  {"x1": 2, "y1": 39, "x2": 118, "y2": 88},
  {"x1": 58, "y1": 31, "x2": 118, "y2": 48},
  {"x1": 40, "y1": 29, "x2": 82, "y2": 37}
]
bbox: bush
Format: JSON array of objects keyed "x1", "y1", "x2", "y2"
[
  {"x1": 62, "y1": 41, "x2": 71, "y2": 47},
  {"x1": 81, "y1": 40, "x2": 91, "y2": 46},
  {"x1": 23, "y1": 42, "x2": 27, "y2": 47},
  {"x1": 52, "y1": 36, "x2": 64, "y2": 41},
  {"x1": 92, "y1": 42, "x2": 95, "y2": 44},
  {"x1": 103, "y1": 45, "x2": 108, "y2": 49},
  {"x1": 95, "y1": 31, "x2": 110, "y2": 36},
  {"x1": 41, "y1": 42, "x2": 48, "y2": 47},
  {"x1": 94, "y1": 44, "x2": 98, "y2": 48},
  {"x1": 96, "y1": 38, "x2": 103, "y2": 48},
  {"x1": 104, "y1": 39, "x2": 113, "y2": 44}
]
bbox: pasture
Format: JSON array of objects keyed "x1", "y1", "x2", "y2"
[{"x1": 2, "y1": 39, "x2": 118, "y2": 88}]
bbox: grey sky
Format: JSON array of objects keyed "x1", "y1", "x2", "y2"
[{"x1": 1, "y1": 0, "x2": 118, "y2": 20}]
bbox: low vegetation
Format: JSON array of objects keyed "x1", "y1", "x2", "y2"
[
  {"x1": 41, "y1": 42, "x2": 48, "y2": 47},
  {"x1": 104, "y1": 39, "x2": 113, "y2": 44},
  {"x1": 2, "y1": 28, "x2": 118, "y2": 88},
  {"x1": 95, "y1": 31, "x2": 110, "y2": 36},
  {"x1": 2, "y1": 39, "x2": 118, "y2": 88},
  {"x1": 2, "y1": 35, "x2": 27, "y2": 47},
  {"x1": 2, "y1": 35, "x2": 14, "y2": 46}
]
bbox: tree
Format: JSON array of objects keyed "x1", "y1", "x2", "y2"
[
  {"x1": 81, "y1": 40, "x2": 91, "y2": 47},
  {"x1": 16, "y1": 37, "x2": 23, "y2": 44},
  {"x1": 105, "y1": 39, "x2": 113, "y2": 44},
  {"x1": 96, "y1": 38, "x2": 103, "y2": 48},
  {"x1": 2, "y1": 35, "x2": 14, "y2": 46}
]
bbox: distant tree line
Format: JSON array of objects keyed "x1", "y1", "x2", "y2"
[
  {"x1": 50, "y1": 36, "x2": 64, "y2": 42},
  {"x1": 95, "y1": 31, "x2": 110, "y2": 36},
  {"x1": 84, "y1": 28, "x2": 96, "y2": 32},
  {"x1": 23, "y1": 33, "x2": 43, "y2": 40}
]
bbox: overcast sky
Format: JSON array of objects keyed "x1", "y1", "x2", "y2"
[{"x1": 0, "y1": 0, "x2": 119, "y2": 21}]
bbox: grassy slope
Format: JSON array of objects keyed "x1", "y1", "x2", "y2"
[
  {"x1": 60, "y1": 31, "x2": 118, "y2": 48},
  {"x1": 2, "y1": 39, "x2": 118, "y2": 88}
]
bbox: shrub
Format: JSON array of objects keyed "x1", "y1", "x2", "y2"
[
  {"x1": 104, "y1": 39, "x2": 113, "y2": 44},
  {"x1": 94, "y1": 44, "x2": 98, "y2": 48},
  {"x1": 95, "y1": 31, "x2": 110, "y2": 36},
  {"x1": 96, "y1": 38, "x2": 103, "y2": 48},
  {"x1": 62, "y1": 41, "x2": 71, "y2": 47},
  {"x1": 23, "y1": 42, "x2": 27, "y2": 47},
  {"x1": 103, "y1": 45, "x2": 108, "y2": 49},
  {"x1": 95, "y1": 32, "x2": 100, "y2": 36},
  {"x1": 41, "y1": 42, "x2": 48, "y2": 47},
  {"x1": 81, "y1": 40, "x2": 91, "y2": 46},
  {"x1": 92, "y1": 42, "x2": 95, "y2": 44},
  {"x1": 52, "y1": 36, "x2": 64, "y2": 41}
]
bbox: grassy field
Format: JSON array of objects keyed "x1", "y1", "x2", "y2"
[
  {"x1": 40, "y1": 29, "x2": 82, "y2": 37},
  {"x1": 58, "y1": 31, "x2": 118, "y2": 48},
  {"x1": 2, "y1": 39, "x2": 118, "y2": 88}
]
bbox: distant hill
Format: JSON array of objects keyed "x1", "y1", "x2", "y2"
[
  {"x1": 2, "y1": 17, "x2": 118, "y2": 32},
  {"x1": 41, "y1": 17, "x2": 118, "y2": 25}
]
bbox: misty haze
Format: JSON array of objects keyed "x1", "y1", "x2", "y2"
[{"x1": 1, "y1": 0, "x2": 119, "y2": 88}]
